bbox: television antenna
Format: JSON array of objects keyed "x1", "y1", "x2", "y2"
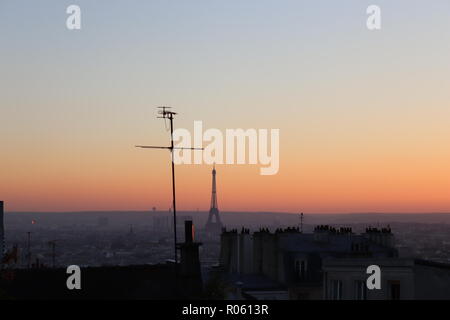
[
  {"x1": 299, "y1": 212, "x2": 304, "y2": 233},
  {"x1": 136, "y1": 107, "x2": 203, "y2": 277}
]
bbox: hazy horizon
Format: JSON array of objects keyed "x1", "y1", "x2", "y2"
[{"x1": 5, "y1": 210, "x2": 450, "y2": 215}]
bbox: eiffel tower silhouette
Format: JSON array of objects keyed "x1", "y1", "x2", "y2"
[{"x1": 205, "y1": 165, "x2": 223, "y2": 234}]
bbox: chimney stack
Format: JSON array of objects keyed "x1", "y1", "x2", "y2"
[
  {"x1": 185, "y1": 220, "x2": 194, "y2": 243},
  {"x1": 179, "y1": 220, "x2": 202, "y2": 297}
]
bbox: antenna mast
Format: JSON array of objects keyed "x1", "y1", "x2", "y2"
[
  {"x1": 136, "y1": 107, "x2": 203, "y2": 281},
  {"x1": 300, "y1": 212, "x2": 304, "y2": 233},
  {"x1": 48, "y1": 240, "x2": 58, "y2": 268}
]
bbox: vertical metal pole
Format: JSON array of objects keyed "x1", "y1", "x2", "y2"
[
  {"x1": 136, "y1": 108, "x2": 205, "y2": 295},
  {"x1": 27, "y1": 232, "x2": 31, "y2": 269},
  {"x1": 168, "y1": 114, "x2": 179, "y2": 296},
  {"x1": 169, "y1": 114, "x2": 178, "y2": 265}
]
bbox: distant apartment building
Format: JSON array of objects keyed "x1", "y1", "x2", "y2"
[
  {"x1": 323, "y1": 258, "x2": 450, "y2": 300},
  {"x1": 219, "y1": 225, "x2": 439, "y2": 300},
  {"x1": 323, "y1": 258, "x2": 414, "y2": 300},
  {"x1": 152, "y1": 216, "x2": 171, "y2": 234},
  {"x1": 97, "y1": 216, "x2": 109, "y2": 228},
  {"x1": 173, "y1": 215, "x2": 193, "y2": 236}
]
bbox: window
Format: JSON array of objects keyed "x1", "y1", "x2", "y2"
[
  {"x1": 354, "y1": 280, "x2": 367, "y2": 300},
  {"x1": 389, "y1": 281, "x2": 401, "y2": 300},
  {"x1": 294, "y1": 259, "x2": 307, "y2": 280},
  {"x1": 330, "y1": 280, "x2": 343, "y2": 300}
]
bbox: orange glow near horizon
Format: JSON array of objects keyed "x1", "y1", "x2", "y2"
[
  {"x1": 2, "y1": 2, "x2": 450, "y2": 213},
  {"x1": 2, "y1": 107, "x2": 450, "y2": 213},
  {"x1": 2, "y1": 145, "x2": 450, "y2": 213}
]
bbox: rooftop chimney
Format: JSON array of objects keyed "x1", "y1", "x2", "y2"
[
  {"x1": 185, "y1": 220, "x2": 194, "y2": 243},
  {"x1": 179, "y1": 220, "x2": 202, "y2": 296}
]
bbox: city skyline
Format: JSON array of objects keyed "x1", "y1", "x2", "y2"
[{"x1": 2, "y1": 1, "x2": 450, "y2": 213}]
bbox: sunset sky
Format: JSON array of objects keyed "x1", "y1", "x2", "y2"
[{"x1": 1, "y1": 1, "x2": 450, "y2": 213}]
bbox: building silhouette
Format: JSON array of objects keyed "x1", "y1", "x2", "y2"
[
  {"x1": 204, "y1": 165, "x2": 223, "y2": 234},
  {"x1": 178, "y1": 220, "x2": 203, "y2": 296},
  {"x1": 0, "y1": 201, "x2": 4, "y2": 262},
  {"x1": 220, "y1": 225, "x2": 396, "y2": 299},
  {"x1": 0, "y1": 220, "x2": 203, "y2": 299},
  {"x1": 219, "y1": 225, "x2": 450, "y2": 300},
  {"x1": 322, "y1": 258, "x2": 450, "y2": 300}
]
